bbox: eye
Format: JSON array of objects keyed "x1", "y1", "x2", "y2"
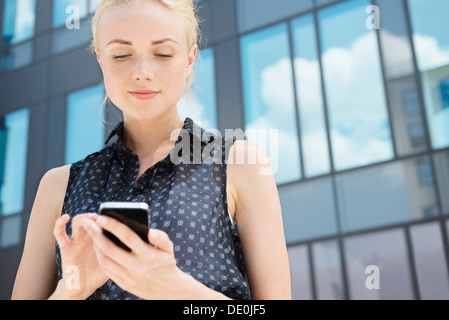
[
  {"x1": 156, "y1": 54, "x2": 173, "y2": 59},
  {"x1": 113, "y1": 55, "x2": 130, "y2": 60}
]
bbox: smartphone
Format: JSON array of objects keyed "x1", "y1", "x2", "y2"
[{"x1": 98, "y1": 202, "x2": 150, "y2": 251}]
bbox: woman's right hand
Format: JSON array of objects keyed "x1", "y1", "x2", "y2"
[{"x1": 52, "y1": 213, "x2": 108, "y2": 299}]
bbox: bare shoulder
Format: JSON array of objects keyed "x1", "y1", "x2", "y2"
[
  {"x1": 227, "y1": 139, "x2": 274, "y2": 183},
  {"x1": 226, "y1": 139, "x2": 278, "y2": 221},
  {"x1": 41, "y1": 164, "x2": 71, "y2": 186},
  {"x1": 35, "y1": 165, "x2": 72, "y2": 220}
]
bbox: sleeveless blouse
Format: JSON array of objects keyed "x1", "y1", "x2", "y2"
[{"x1": 55, "y1": 117, "x2": 250, "y2": 300}]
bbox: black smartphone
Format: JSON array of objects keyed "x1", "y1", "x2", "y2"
[{"x1": 98, "y1": 202, "x2": 150, "y2": 252}]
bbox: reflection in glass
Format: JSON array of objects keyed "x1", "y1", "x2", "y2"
[
  {"x1": 336, "y1": 156, "x2": 439, "y2": 232},
  {"x1": 410, "y1": 222, "x2": 449, "y2": 299},
  {"x1": 291, "y1": 14, "x2": 330, "y2": 177},
  {"x1": 344, "y1": 229, "x2": 413, "y2": 299},
  {"x1": 433, "y1": 151, "x2": 449, "y2": 215},
  {"x1": 240, "y1": 23, "x2": 301, "y2": 184},
  {"x1": 178, "y1": 48, "x2": 217, "y2": 130},
  {"x1": 1, "y1": 40, "x2": 33, "y2": 71},
  {"x1": 312, "y1": 240, "x2": 344, "y2": 300},
  {"x1": 52, "y1": 0, "x2": 88, "y2": 28},
  {"x1": 65, "y1": 85, "x2": 105, "y2": 164},
  {"x1": 0, "y1": 108, "x2": 29, "y2": 216},
  {"x1": 318, "y1": 0, "x2": 394, "y2": 171},
  {"x1": 52, "y1": 19, "x2": 91, "y2": 54},
  {"x1": 376, "y1": 0, "x2": 428, "y2": 156},
  {"x1": 408, "y1": 0, "x2": 449, "y2": 149},
  {"x1": 0, "y1": 214, "x2": 22, "y2": 248},
  {"x1": 236, "y1": 0, "x2": 313, "y2": 33},
  {"x1": 278, "y1": 177, "x2": 337, "y2": 243},
  {"x1": 2, "y1": 0, "x2": 36, "y2": 45},
  {"x1": 288, "y1": 245, "x2": 312, "y2": 300}
]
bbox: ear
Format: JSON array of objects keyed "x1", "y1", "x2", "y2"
[
  {"x1": 186, "y1": 44, "x2": 198, "y2": 78},
  {"x1": 96, "y1": 50, "x2": 103, "y2": 69}
]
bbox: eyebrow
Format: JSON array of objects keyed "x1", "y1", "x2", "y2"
[{"x1": 106, "y1": 38, "x2": 179, "y2": 47}]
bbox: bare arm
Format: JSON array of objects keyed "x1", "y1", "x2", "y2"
[
  {"x1": 11, "y1": 165, "x2": 71, "y2": 300},
  {"x1": 228, "y1": 140, "x2": 291, "y2": 300}
]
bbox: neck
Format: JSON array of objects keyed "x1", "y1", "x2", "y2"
[{"x1": 121, "y1": 109, "x2": 185, "y2": 158}]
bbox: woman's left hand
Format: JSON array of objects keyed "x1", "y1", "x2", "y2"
[{"x1": 82, "y1": 216, "x2": 191, "y2": 300}]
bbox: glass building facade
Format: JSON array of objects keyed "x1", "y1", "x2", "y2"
[{"x1": 0, "y1": 0, "x2": 448, "y2": 299}]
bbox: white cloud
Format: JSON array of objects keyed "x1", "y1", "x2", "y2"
[{"x1": 413, "y1": 33, "x2": 449, "y2": 71}]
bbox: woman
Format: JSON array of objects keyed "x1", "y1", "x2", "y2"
[{"x1": 12, "y1": 0, "x2": 291, "y2": 300}]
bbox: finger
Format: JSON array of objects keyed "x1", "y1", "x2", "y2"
[
  {"x1": 96, "y1": 216, "x2": 148, "y2": 256},
  {"x1": 53, "y1": 214, "x2": 70, "y2": 248},
  {"x1": 83, "y1": 218, "x2": 136, "y2": 269},
  {"x1": 71, "y1": 213, "x2": 98, "y2": 239},
  {"x1": 92, "y1": 242, "x2": 129, "y2": 288},
  {"x1": 149, "y1": 229, "x2": 174, "y2": 254}
]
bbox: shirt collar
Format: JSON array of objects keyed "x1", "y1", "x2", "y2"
[{"x1": 105, "y1": 117, "x2": 211, "y2": 155}]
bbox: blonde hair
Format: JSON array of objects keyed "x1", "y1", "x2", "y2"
[{"x1": 88, "y1": 0, "x2": 201, "y2": 117}]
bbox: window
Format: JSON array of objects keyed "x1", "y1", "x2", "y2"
[
  {"x1": 178, "y1": 48, "x2": 217, "y2": 130},
  {"x1": 344, "y1": 229, "x2": 414, "y2": 299},
  {"x1": 0, "y1": 214, "x2": 22, "y2": 249},
  {"x1": 291, "y1": 14, "x2": 331, "y2": 178},
  {"x1": 318, "y1": 0, "x2": 394, "y2": 171},
  {"x1": 1, "y1": 0, "x2": 36, "y2": 45},
  {"x1": 279, "y1": 177, "x2": 337, "y2": 243},
  {"x1": 433, "y1": 151, "x2": 449, "y2": 215},
  {"x1": 236, "y1": 0, "x2": 313, "y2": 33},
  {"x1": 288, "y1": 245, "x2": 312, "y2": 300},
  {"x1": 410, "y1": 222, "x2": 449, "y2": 299},
  {"x1": 312, "y1": 240, "x2": 344, "y2": 300},
  {"x1": 440, "y1": 77, "x2": 449, "y2": 110},
  {"x1": 0, "y1": 108, "x2": 29, "y2": 216},
  {"x1": 52, "y1": 0, "x2": 99, "y2": 28},
  {"x1": 336, "y1": 157, "x2": 439, "y2": 232},
  {"x1": 402, "y1": 90, "x2": 420, "y2": 116},
  {"x1": 240, "y1": 23, "x2": 301, "y2": 184},
  {"x1": 65, "y1": 85, "x2": 105, "y2": 164},
  {"x1": 408, "y1": 0, "x2": 449, "y2": 149},
  {"x1": 1, "y1": 0, "x2": 36, "y2": 71}
]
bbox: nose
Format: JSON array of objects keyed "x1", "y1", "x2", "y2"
[{"x1": 132, "y1": 55, "x2": 155, "y2": 81}]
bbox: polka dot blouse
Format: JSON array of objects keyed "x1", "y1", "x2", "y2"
[{"x1": 55, "y1": 117, "x2": 250, "y2": 300}]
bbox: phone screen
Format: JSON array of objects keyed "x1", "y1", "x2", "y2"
[{"x1": 99, "y1": 202, "x2": 150, "y2": 251}]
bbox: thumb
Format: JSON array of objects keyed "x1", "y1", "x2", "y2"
[{"x1": 149, "y1": 229, "x2": 174, "y2": 254}]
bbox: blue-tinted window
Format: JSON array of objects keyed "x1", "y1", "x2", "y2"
[
  {"x1": 433, "y1": 151, "x2": 449, "y2": 215},
  {"x1": 1, "y1": 40, "x2": 33, "y2": 71},
  {"x1": 65, "y1": 85, "x2": 105, "y2": 164},
  {"x1": 0, "y1": 214, "x2": 22, "y2": 248},
  {"x1": 288, "y1": 245, "x2": 312, "y2": 300},
  {"x1": 402, "y1": 90, "x2": 420, "y2": 115},
  {"x1": 240, "y1": 23, "x2": 301, "y2": 184},
  {"x1": 52, "y1": 0, "x2": 88, "y2": 28},
  {"x1": 279, "y1": 177, "x2": 337, "y2": 243},
  {"x1": 318, "y1": 0, "x2": 394, "y2": 171},
  {"x1": 408, "y1": 0, "x2": 449, "y2": 149},
  {"x1": 344, "y1": 229, "x2": 414, "y2": 299},
  {"x1": 2, "y1": 0, "x2": 36, "y2": 45},
  {"x1": 178, "y1": 48, "x2": 217, "y2": 130},
  {"x1": 410, "y1": 222, "x2": 449, "y2": 299},
  {"x1": 440, "y1": 77, "x2": 449, "y2": 109},
  {"x1": 312, "y1": 240, "x2": 344, "y2": 300},
  {"x1": 291, "y1": 14, "x2": 331, "y2": 178},
  {"x1": 0, "y1": 108, "x2": 29, "y2": 216},
  {"x1": 236, "y1": 0, "x2": 313, "y2": 33},
  {"x1": 336, "y1": 157, "x2": 439, "y2": 232}
]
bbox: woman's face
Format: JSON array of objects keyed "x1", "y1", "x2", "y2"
[{"x1": 96, "y1": 2, "x2": 197, "y2": 122}]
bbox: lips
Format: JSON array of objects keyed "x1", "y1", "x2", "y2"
[{"x1": 128, "y1": 89, "x2": 160, "y2": 100}]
